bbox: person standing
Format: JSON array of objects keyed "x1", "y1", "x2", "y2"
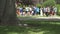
[
  {"x1": 25, "y1": 6, "x2": 30, "y2": 16},
  {"x1": 19, "y1": 7, "x2": 23, "y2": 16},
  {"x1": 33, "y1": 6, "x2": 37, "y2": 15},
  {"x1": 23, "y1": 6, "x2": 26, "y2": 16},
  {"x1": 50, "y1": 6, "x2": 54, "y2": 16},
  {"x1": 53, "y1": 6, "x2": 57, "y2": 16},
  {"x1": 47, "y1": 6, "x2": 50, "y2": 16},
  {"x1": 31, "y1": 7, "x2": 34, "y2": 15},
  {"x1": 16, "y1": 6, "x2": 20, "y2": 16},
  {"x1": 40, "y1": 7, "x2": 43, "y2": 16},
  {"x1": 43, "y1": 7, "x2": 46, "y2": 16},
  {"x1": 29, "y1": 7, "x2": 32, "y2": 16},
  {"x1": 36, "y1": 7, "x2": 40, "y2": 15}
]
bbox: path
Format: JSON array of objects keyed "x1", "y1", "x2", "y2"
[{"x1": 18, "y1": 16, "x2": 60, "y2": 21}]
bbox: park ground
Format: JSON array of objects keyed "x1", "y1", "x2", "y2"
[
  {"x1": 0, "y1": 20, "x2": 60, "y2": 34},
  {"x1": 0, "y1": 4, "x2": 60, "y2": 34}
]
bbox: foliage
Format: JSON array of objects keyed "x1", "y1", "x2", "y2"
[
  {"x1": 20, "y1": 0, "x2": 33, "y2": 5},
  {"x1": 56, "y1": 4, "x2": 60, "y2": 16},
  {"x1": 36, "y1": 4, "x2": 41, "y2": 8},
  {"x1": 42, "y1": 0, "x2": 56, "y2": 7},
  {"x1": 55, "y1": 0, "x2": 60, "y2": 4}
]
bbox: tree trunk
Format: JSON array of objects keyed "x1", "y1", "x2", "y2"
[{"x1": 0, "y1": 0, "x2": 18, "y2": 26}]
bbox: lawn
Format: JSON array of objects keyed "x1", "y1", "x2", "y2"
[
  {"x1": 0, "y1": 21, "x2": 60, "y2": 34},
  {"x1": 15, "y1": 7, "x2": 60, "y2": 34}
]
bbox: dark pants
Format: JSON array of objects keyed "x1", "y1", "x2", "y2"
[{"x1": 45, "y1": 12, "x2": 48, "y2": 16}]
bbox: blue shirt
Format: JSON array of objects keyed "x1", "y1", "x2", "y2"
[
  {"x1": 36, "y1": 8, "x2": 39, "y2": 12},
  {"x1": 20, "y1": 8, "x2": 23, "y2": 12}
]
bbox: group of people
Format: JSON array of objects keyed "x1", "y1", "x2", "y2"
[{"x1": 16, "y1": 5, "x2": 57, "y2": 17}]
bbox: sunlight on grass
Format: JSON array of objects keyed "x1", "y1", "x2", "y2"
[
  {"x1": 28, "y1": 31, "x2": 50, "y2": 34},
  {"x1": 7, "y1": 32, "x2": 18, "y2": 34},
  {"x1": 49, "y1": 22, "x2": 60, "y2": 25},
  {"x1": 7, "y1": 31, "x2": 49, "y2": 34}
]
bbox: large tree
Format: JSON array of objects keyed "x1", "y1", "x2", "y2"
[{"x1": 0, "y1": 0, "x2": 18, "y2": 26}]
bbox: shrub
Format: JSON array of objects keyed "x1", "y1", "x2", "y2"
[
  {"x1": 42, "y1": 0, "x2": 56, "y2": 7},
  {"x1": 56, "y1": 4, "x2": 60, "y2": 16},
  {"x1": 36, "y1": 4, "x2": 41, "y2": 8}
]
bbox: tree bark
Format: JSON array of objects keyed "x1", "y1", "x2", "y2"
[{"x1": 0, "y1": 0, "x2": 18, "y2": 26}]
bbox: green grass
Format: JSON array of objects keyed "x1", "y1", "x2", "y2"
[
  {"x1": 6, "y1": 4, "x2": 60, "y2": 34},
  {"x1": 0, "y1": 21, "x2": 60, "y2": 34}
]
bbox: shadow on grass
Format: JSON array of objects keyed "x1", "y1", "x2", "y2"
[{"x1": 0, "y1": 21, "x2": 60, "y2": 34}]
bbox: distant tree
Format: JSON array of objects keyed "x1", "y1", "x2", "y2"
[
  {"x1": 20, "y1": 0, "x2": 33, "y2": 5},
  {"x1": 55, "y1": 0, "x2": 60, "y2": 4}
]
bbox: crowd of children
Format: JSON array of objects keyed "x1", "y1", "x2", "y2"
[{"x1": 16, "y1": 5, "x2": 57, "y2": 17}]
